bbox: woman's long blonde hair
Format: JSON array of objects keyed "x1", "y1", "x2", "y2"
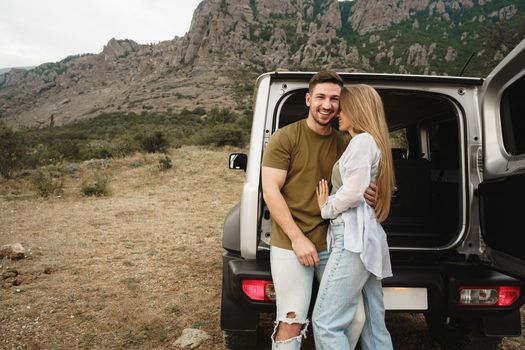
[{"x1": 340, "y1": 85, "x2": 395, "y2": 222}]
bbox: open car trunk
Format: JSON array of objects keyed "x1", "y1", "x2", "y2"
[
  {"x1": 381, "y1": 91, "x2": 462, "y2": 248},
  {"x1": 262, "y1": 88, "x2": 464, "y2": 250}
]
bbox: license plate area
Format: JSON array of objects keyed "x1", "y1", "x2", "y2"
[{"x1": 383, "y1": 287, "x2": 428, "y2": 310}]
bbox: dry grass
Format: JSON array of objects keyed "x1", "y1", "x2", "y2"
[
  {"x1": 1, "y1": 146, "x2": 244, "y2": 349},
  {"x1": 0, "y1": 146, "x2": 523, "y2": 350}
]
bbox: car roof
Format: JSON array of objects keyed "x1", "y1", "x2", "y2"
[{"x1": 265, "y1": 71, "x2": 484, "y2": 86}]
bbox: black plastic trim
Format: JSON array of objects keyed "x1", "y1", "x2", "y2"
[
  {"x1": 223, "y1": 203, "x2": 241, "y2": 253},
  {"x1": 221, "y1": 253, "x2": 262, "y2": 332}
]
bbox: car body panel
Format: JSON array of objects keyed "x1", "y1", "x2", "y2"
[{"x1": 478, "y1": 39, "x2": 525, "y2": 280}]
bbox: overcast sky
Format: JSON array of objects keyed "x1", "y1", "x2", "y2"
[{"x1": 0, "y1": 0, "x2": 203, "y2": 68}]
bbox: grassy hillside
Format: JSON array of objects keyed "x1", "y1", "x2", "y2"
[{"x1": 0, "y1": 108, "x2": 251, "y2": 179}]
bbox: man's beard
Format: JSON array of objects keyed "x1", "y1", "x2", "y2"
[{"x1": 311, "y1": 108, "x2": 334, "y2": 127}]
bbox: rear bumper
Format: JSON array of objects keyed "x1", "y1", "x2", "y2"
[{"x1": 221, "y1": 251, "x2": 524, "y2": 335}]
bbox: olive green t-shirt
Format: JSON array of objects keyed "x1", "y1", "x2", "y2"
[{"x1": 262, "y1": 119, "x2": 348, "y2": 251}]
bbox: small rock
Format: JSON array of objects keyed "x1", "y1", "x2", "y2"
[
  {"x1": 0, "y1": 243, "x2": 26, "y2": 259},
  {"x1": 174, "y1": 328, "x2": 211, "y2": 349}
]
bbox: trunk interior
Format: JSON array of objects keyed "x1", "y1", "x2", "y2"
[{"x1": 261, "y1": 88, "x2": 464, "y2": 250}]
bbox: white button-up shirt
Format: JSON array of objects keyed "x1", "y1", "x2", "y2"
[{"x1": 321, "y1": 132, "x2": 392, "y2": 279}]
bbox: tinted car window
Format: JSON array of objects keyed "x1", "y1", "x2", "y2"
[{"x1": 501, "y1": 75, "x2": 525, "y2": 156}]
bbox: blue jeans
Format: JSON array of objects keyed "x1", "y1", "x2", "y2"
[
  {"x1": 312, "y1": 218, "x2": 393, "y2": 350},
  {"x1": 270, "y1": 245, "x2": 365, "y2": 350}
]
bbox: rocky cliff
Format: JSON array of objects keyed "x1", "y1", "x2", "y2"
[{"x1": 0, "y1": 0, "x2": 523, "y2": 128}]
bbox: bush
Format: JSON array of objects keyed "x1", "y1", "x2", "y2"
[
  {"x1": 81, "y1": 172, "x2": 110, "y2": 196},
  {"x1": 47, "y1": 139, "x2": 81, "y2": 161},
  {"x1": 113, "y1": 133, "x2": 140, "y2": 157},
  {"x1": 189, "y1": 123, "x2": 246, "y2": 147},
  {"x1": 0, "y1": 125, "x2": 28, "y2": 178},
  {"x1": 158, "y1": 154, "x2": 172, "y2": 171},
  {"x1": 206, "y1": 124, "x2": 247, "y2": 147},
  {"x1": 85, "y1": 159, "x2": 110, "y2": 170},
  {"x1": 30, "y1": 168, "x2": 64, "y2": 198},
  {"x1": 61, "y1": 163, "x2": 80, "y2": 175},
  {"x1": 128, "y1": 160, "x2": 142, "y2": 168},
  {"x1": 86, "y1": 143, "x2": 114, "y2": 159},
  {"x1": 138, "y1": 131, "x2": 170, "y2": 153},
  {"x1": 206, "y1": 108, "x2": 238, "y2": 125}
]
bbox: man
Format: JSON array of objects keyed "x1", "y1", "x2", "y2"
[{"x1": 262, "y1": 71, "x2": 376, "y2": 349}]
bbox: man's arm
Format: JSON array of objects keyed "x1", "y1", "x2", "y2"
[
  {"x1": 262, "y1": 166, "x2": 320, "y2": 267},
  {"x1": 364, "y1": 182, "x2": 377, "y2": 207}
]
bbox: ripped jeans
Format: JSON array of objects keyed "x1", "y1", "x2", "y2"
[{"x1": 270, "y1": 245, "x2": 365, "y2": 350}]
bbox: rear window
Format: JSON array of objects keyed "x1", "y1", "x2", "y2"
[
  {"x1": 389, "y1": 129, "x2": 409, "y2": 159},
  {"x1": 500, "y1": 74, "x2": 525, "y2": 156}
]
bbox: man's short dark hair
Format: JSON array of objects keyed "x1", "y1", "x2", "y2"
[{"x1": 309, "y1": 70, "x2": 344, "y2": 93}]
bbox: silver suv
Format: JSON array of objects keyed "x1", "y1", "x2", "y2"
[{"x1": 221, "y1": 39, "x2": 525, "y2": 349}]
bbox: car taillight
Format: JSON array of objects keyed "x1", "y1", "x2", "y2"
[
  {"x1": 241, "y1": 280, "x2": 276, "y2": 301},
  {"x1": 498, "y1": 286, "x2": 521, "y2": 306},
  {"x1": 459, "y1": 286, "x2": 521, "y2": 306}
]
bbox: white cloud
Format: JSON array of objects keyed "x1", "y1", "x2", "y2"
[{"x1": 0, "y1": 0, "x2": 201, "y2": 68}]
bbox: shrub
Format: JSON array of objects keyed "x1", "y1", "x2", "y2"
[
  {"x1": 138, "y1": 131, "x2": 170, "y2": 153},
  {"x1": 81, "y1": 172, "x2": 110, "y2": 196},
  {"x1": 158, "y1": 154, "x2": 172, "y2": 171},
  {"x1": 207, "y1": 124, "x2": 247, "y2": 147},
  {"x1": 189, "y1": 123, "x2": 246, "y2": 147},
  {"x1": 113, "y1": 133, "x2": 140, "y2": 157},
  {"x1": 128, "y1": 160, "x2": 142, "y2": 168},
  {"x1": 61, "y1": 163, "x2": 80, "y2": 175},
  {"x1": 238, "y1": 111, "x2": 253, "y2": 130},
  {"x1": 85, "y1": 159, "x2": 110, "y2": 170},
  {"x1": 0, "y1": 125, "x2": 28, "y2": 178},
  {"x1": 30, "y1": 168, "x2": 64, "y2": 198},
  {"x1": 47, "y1": 139, "x2": 81, "y2": 161},
  {"x1": 191, "y1": 107, "x2": 206, "y2": 116},
  {"x1": 206, "y1": 108, "x2": 238, "y2": 125},
  {"x1": 24, "y1": 144, "x2": 47, "y2": 169},
  {"x1": 87, "y1": 143, "x2": 114, "y2": 159}
]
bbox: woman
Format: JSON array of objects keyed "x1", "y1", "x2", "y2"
[{"x1": 313, "y1": 85, "x2": 395, "y2": 350}]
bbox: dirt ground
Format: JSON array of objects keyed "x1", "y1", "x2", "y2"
[{"x1": 1, "y1": 146, "x2": 523, "y2": 349}]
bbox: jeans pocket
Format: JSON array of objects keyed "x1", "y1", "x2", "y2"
[{"x1": 329, "y1": 222, "x2": 345, "y2": 249}]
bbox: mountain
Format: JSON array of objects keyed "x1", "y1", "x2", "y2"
[
  {"x1": 0, "y1": 66, "x2": 34, "y2": 75},
  {"x1": 0, "y1": 0, "x2": 523, "y2": 128}
]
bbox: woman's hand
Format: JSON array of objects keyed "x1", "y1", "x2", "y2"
[{"x1": 316, "y1": 179, "x2": 329, "y2": 209}]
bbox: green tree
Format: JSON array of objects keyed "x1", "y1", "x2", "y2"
[{"x1": 0, "y1": 125, "x2": 27, "y2": 178}]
